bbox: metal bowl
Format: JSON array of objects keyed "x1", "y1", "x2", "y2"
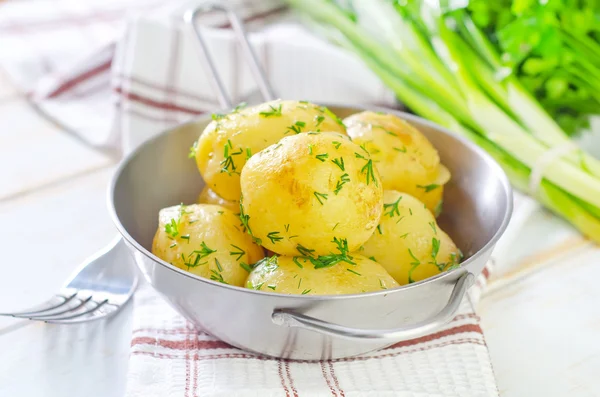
[{"x1": 108, "y1": 104, "x2": 512, "y2": 360}]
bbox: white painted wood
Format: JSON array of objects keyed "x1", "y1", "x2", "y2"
[
  {"x1": 0, "y1": 100, "x2": 113, "y2": 201},
  {"x1": 480, "y1": 245, "x2": 600, "y2": 397}
]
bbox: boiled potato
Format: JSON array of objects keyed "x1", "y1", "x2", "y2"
[
  {"x1": 361, "y1": 191, "x2": 462, "y2": 285},
  {"x1": 240, "y1": 132, "x2": 383, "y2": 256},
  {"x1": 197, "y1": 185, "x2": 239, "y2": 212},
  {"x1": 193, "y1": 100, "x2": 347, "y2": 201},
  {"x1": 152, "y1": 204, "x2": 264, "y2": 286},
  {"x1": 344, "y1": 111, "x2": 450, "y2": 214},
  {"x1": 246, "y1": 254, "x2": 399, "y2": 295}
]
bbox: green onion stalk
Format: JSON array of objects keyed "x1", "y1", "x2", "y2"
[{"x1": 286, "y1": 0, "x2": 600, "y2": 243}]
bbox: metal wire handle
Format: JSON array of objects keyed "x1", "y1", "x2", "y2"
[{"x1": 184, "y1": 4, "x2": 277, "y2": 109}]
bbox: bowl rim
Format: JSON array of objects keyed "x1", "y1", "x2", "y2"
[{"x1": 107, "y1": 102, "x2": 513, "y2": 300}]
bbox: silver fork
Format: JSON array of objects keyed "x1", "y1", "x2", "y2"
[{"x1": 0, "y1": 236, "x2": 138, "y2": 324}]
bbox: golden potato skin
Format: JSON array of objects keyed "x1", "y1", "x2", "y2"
[
  {"x1": 194, "y1": 100, "x2": 347, "y2": 201},
  {"x1": 344, "y1": 111, "x2": 449, "y2": 214},
  {"x1": 246, "y1": 254, "x2": 399, "y2": 295},
  {"x1": 240, "y1": 132, "x2": 383, "y2": 256},
  {"x1": 197, "y1": 185, "x2": 239, "y2": 212},
  {"x1": 152, "y1": 204, "x2": 264, "y2": 286},
  {"x1": 361, "y1": 191, "x2": 461, "y2": 285}
]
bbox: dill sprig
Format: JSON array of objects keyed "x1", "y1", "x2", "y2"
[
  {"x1": 259, "y1": 104, "x2": 282, "y2": 117},
  {"x1": 267, "y1": 231, "x2": 283, "y2": 244},
  {"x1": 315, "y1": 153, "x2": 329, "y2": 162},
  {"x1": 301, "y1": 289, "x2": 312, "y2": 295},
  {"x1": 239, "y1": 200, "x2": 262, "y2": 245},
  {"x1": 361, "y1": 159, "x2": 378, "y2": 186},
  {"x1": 393, "y1": 146, "x2": 407, "y2": 153},
  {"x1": 315, "y1": 115, "x2": 325, "y2": 127},
  {"x1": 210, "y1": 269, "x2": 227, "y2": 284},
  {"x1": 429, "y1": 221, "x2": 437, "y2": 234},
  {"x1": 296, "y1": 244, "x2": 315, "y2": 257},
  {"x1": 416, "y1": 184, "x2": 440, "y2": 193},
  {"x1": 286, "y1": 121, "x2": 306, "y2": 134},
  {"x1": 407, "y1": 248, "x2": 421, "y2": 284},
  {"x1": 188, "y1": 141, "x2": 198, "y2": 159},
  {"x1": 314, "y1": 191, "x2": 328, "y2": 205},
  {"x1": 383, "y1": 196, "x2": 402, "y2": 217},
  {"x1": 239, "y1": 262, "x2": 253, "y2": 273},
  {"x1": 332, "y1": 141, "x2": 342, "y2": 149},
  {"x1": 331, "y1": 157, "x2": 345, "y2": 171},
  {"x1": 347, "y1": 268, "x2": 361, "y2": 276},
  {"x1": 229, "y1": 244, "x2": 246, "y2": 261},
  {"x1": 333, "y1": 173, "x2": 350, "y2": 195},
  {"x1": 165, "y1": 218, "x2": 179, "y2": 237},
  {"x1": 292, "y1": 257, "x2": 304, "y2": 268}
]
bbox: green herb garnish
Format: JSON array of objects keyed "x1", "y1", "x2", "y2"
[
  {"x1": 333, "y1": 173, "x2": 350, "y2": 195},
  {"x1": 417, "y1": 184, "x2": 440, "y2": 193},
  {"x1": 188, "y1": 141, "x2": 198, "y2": 158},
  {"x1": 331, "y1": 157, "x2": 345, "y2": 171},
  {"x1": 383, "y1": 196, "x2": 402, "y2": 217},
  {"x1": 286, "y1": 120, "x2": 306, "y2": 135},
  {"x1": 347, "y1": 268, "x2": 361, "y2": 276},
  {"x1": 314, "y1": 191, "x2": 328, "y2": 204},
  {"x1": 259, "y1": 104, "x2": 282, "y2": 117},
  {"x1": 229, "y1": 244, "x2": 246, "y2": 261},
  {"x1": 267, "y1": 231, "x2": 283, "y2": 244},
  {"x1": 315, "y1": 153, "x2": 329, "y2": 162}
]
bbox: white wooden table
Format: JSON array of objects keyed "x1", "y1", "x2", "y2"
[{"x1": 1, "y1": 67, "x2": 600, "y2": 397}]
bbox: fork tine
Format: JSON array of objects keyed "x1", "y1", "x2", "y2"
[
  {"x1": 17, "y1": 296, "x2": 92, "y2": 320},
  {"x1": 35, "y1": 300, "x2": 109, "y2": 322},
  {"x1": 0, "y1": 292, "x2": 78, "y2": 317}
]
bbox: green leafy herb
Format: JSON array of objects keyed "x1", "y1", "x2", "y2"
[
  {"x1": 332, "y1": 222, "x2": 340, "y2": 231},
  {"x1": 180, "y1": 234, "x2": 190, "y2": 242},
  {"x1": 315, "y1": 153, "x2": 329, "y2": 162},
  {"x1": 292, "y1": 256, "x2": 304, "y2": 268},
  {"x1": 169, "y1": 242, "x2": 177, "y2": 249},
  {"x1": 332, "y1": 141, "x2": 342, "y2": 149},
  {"x1": 296, "y1": 244, "x2": 315, "y2": 257},
  {"x1": 393, "y1": 146, "x2": 407, "y2": 153},
  {"x1": 298, "y1": 278, "x2": 302, "y2": 288},
  {"x1": 210, "y1": 270, "x2": 227, "y2": 284},
  {"x1": 215, "y1": 258, "x2": 223, "y2": 272},
  {"x1": 347, "y1": 268, "x2": 361, "y2": 276},
  {"x1": 239, "y1": 201, "x2": 262, "y2": 245},
  {"x1": 165, "y1": 218, "x2": 179, "y2": 237},
  {"x1": 259, "y1": 104, "x2": 282, "y2": 117},
  {"x1": 416, "y1": 184, "x2": 440, "y2": 193},
  {"x1": 399, "y1": 233, "x2": 409, "y2": 239},
  {"x1": 314, "y1": 191, "x2": 328, "y2": 205},
  {"x1": 376, "y1": 224, "x2": 382, "y2": 234},
  {"x1": 368, "y1": 256, "x2": 377, "y2": 261},
  {"x1": 385, "y1": 129, "x2": 398, "y2": 137},
  {"x1": 212, "y1": 113, "x2": 226, "y2": 121},
  {"x1": 361, "y1": 159, "x2": 378, "y2": 186},
  {"x1": 320, "y1": 106, "x2": 345, "y2": 126},
  {"x1": 245, "y1": 148, "x2": 252, "y2": 160},
  {"x1": 315, "y1": 115, "x2": 325, "y2": 127},
  {"x1": 239, "y1": 262, "x2": 253, "y2": 273},
  {"x1": 188, "y1": 141, "x2": 198, "y2": 158},
  {"x1": 286, "y1": 120, "x2": 306, "y2": 134},
  {"x1": 267, "y1": 285, "x2": 277, "y2": 290},
  {"x1": 429, "y1": 221, "x2": 437, "y2": 234},
  {"x1": 383, "y1": 196, "x2": 402, "y2": 217},
  {"x1": 359, "y1": 142, "x2": 370, "y2": 154},
  {"x1": 331, "y1": 157, "x2": 345, "y2": 171},
  {"x1": 308, "y1": 144, "x2": 313, "y2": 155},
  {"x1": 301, "y1": 289, "x2": 312, "y2": 295},
  {"x1": 267, "y1": 231, "x2": 283, "y2": 244},
  {"x1": 229, "y1": 244, "x2": 246, "y2": 261},
  {"x1": 334, "y1": 173, "x2": 350, "y2": 195},
  {"x1": 252, "y1": 282, "x2": 264, "y2": 290},
  {"x1": 434, "y1": 200, "x2": 444, "y2": 217},
  {"x1": 407, "y1": 248, "x2": 421, "y2": 284}
]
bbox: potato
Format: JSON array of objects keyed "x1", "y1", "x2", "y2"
[
  {"x1": 193, "y1": 100, "x2": 347, "y2": 201},
  {"x1": 197, "y1": 185, "x2": 239, "y2": 212},
  {"x1": 152, "y1": 204, "x2": 264, "y2": 286},
  {"x1": 360, "y1": 191, "x2": 462, "y2": 285},
  {"x1": 246, "y1": 254, "x2": 399, "y2": 295},
  {"x1": 344, "y1": 111, "x2": 450, "y2": 214},
  {"x1": 240, "y1": 132, "x2": 383, "y2": 256}
]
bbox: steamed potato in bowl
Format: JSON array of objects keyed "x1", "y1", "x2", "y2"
[
  {"x1": 240, "y1": 131, "x2": 383, "y2": 256},
  {"x1": 361, "y1": 191, "x2": 462, "y2": 285},
  {"x1": 246, "y1": 254, "x2": 399, "y2": 295},
  {"x1": 197, "y1": 185, "x2": 239, "y2": 212},
  {"x1": 344, "y1": 111, "x2": 450, "y2": 215},
  {"x1": 152, "y1": 204, "x2": 264, "y2": 286},
  {"x1": 192, "y1": 100, "x2": 347, "y2": 201}
]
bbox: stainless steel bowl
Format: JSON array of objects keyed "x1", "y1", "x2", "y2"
[{"x1": 108, "y1": 103, "x2": 512, "y2": 360}]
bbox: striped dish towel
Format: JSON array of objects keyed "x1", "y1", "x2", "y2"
[{"x1": 127, "y1": 268, "x2": 497, "y2": 397}]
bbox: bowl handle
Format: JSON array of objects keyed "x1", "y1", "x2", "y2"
[{"x1": 271, "y1": 272, "x2": 474, "y2": 341}]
